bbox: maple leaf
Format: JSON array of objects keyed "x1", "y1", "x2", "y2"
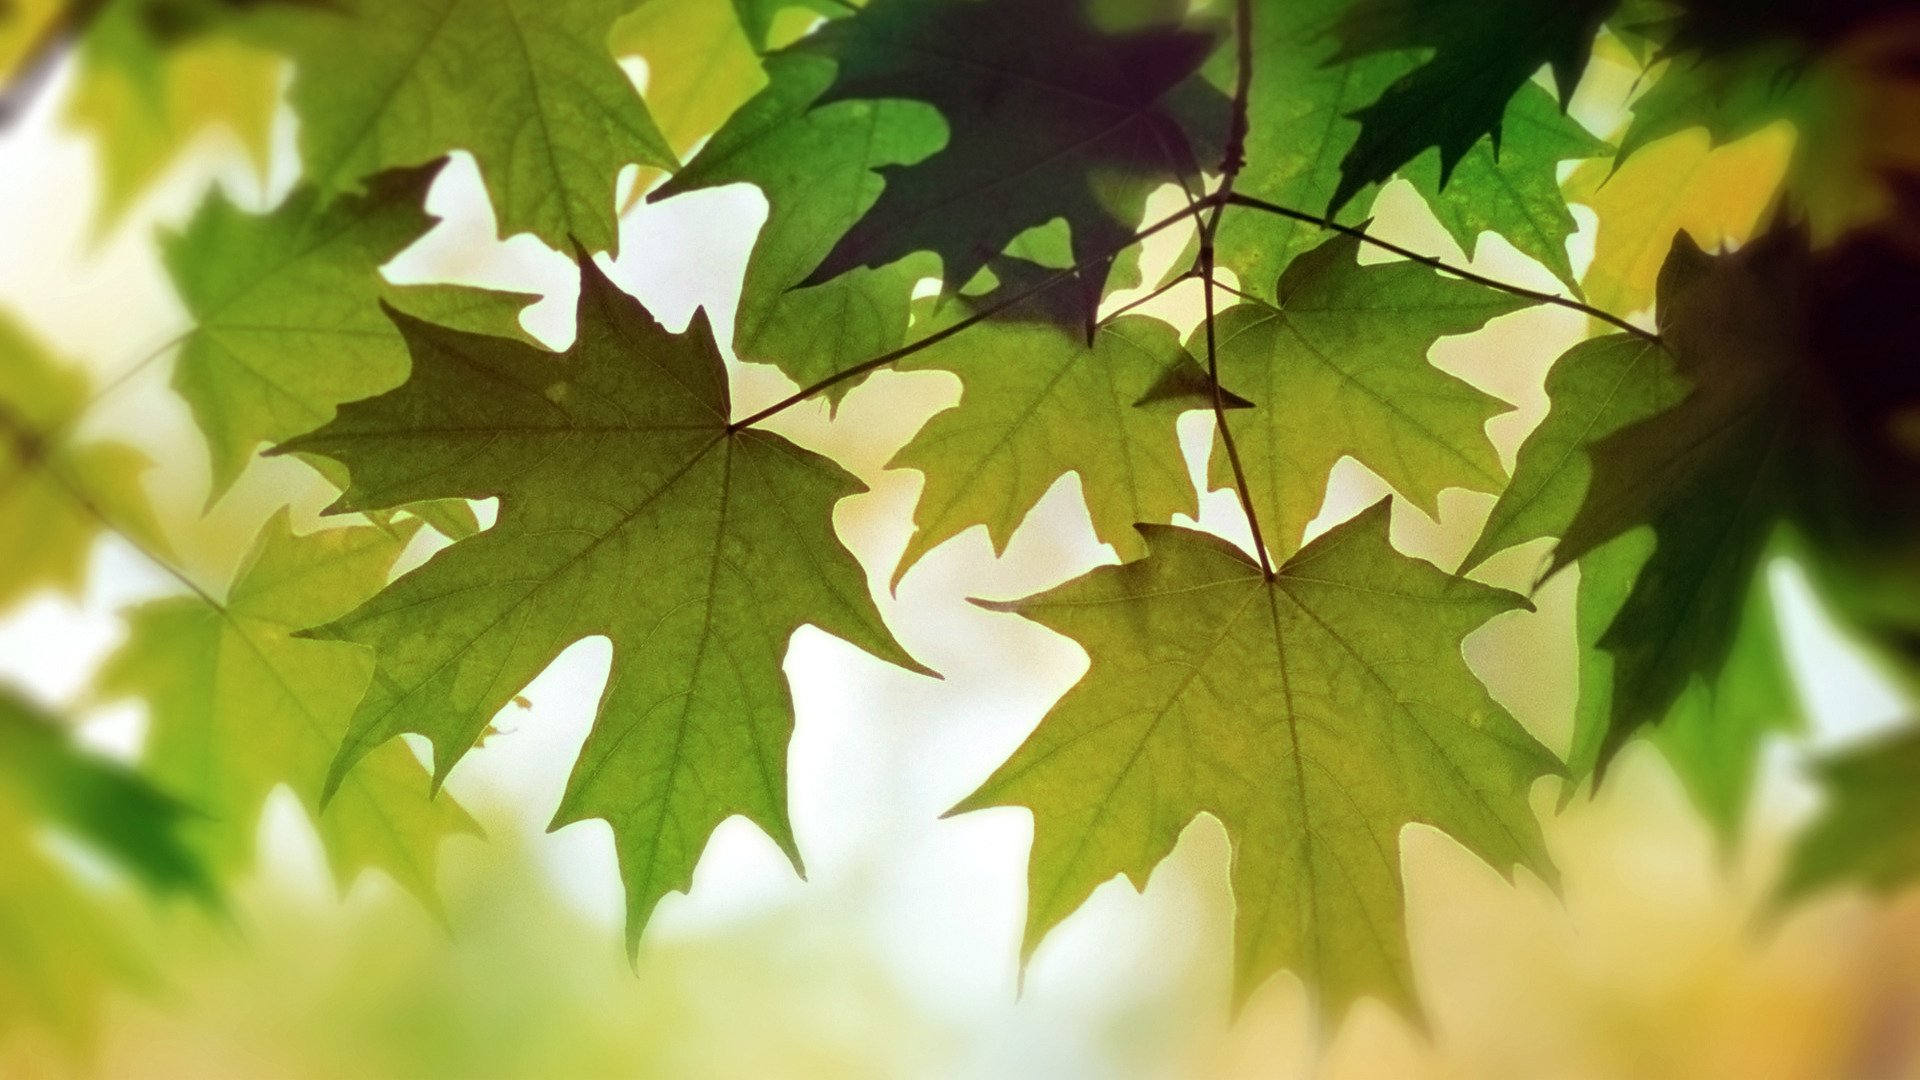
[
  {"x1": 653, "y1": 51, "x2": 942, "y2": 403},
  {"x1": 0, "y1": 314, "x2": 169, "y2": 610},
  {"x1": 1469, "y1": 232, "x2": 1805, "y2": 773},
  {"x1": 787, "y1": 0, "x2": 1224, "y2": 323},
  {"x1": 1462, "y1": 333, "x2": 1686, "y2": 573},
  {"x1": 1564, "y1": 533, "x2": 1799, "y2": 841},
  {"x1": 1543, "y1": 233, "x2": 1797, "y2": 769},
  {"x1": 1564, "y1": 126, "x2": 1791, "y2": 320},
  {"x1": 257, "y1": 0, "x2": 676, "y2": 253},
  {"x1": 1206, "y1": 232, "x2": 1530, "y2": 561},
  {"x1": 1401, "y1": 85, "x2": 1611, "y2": 293},
  {"x1": 1472, "y1": 210, "x2": 1920, "y2": 798},
  {"x1": 98, "y1": 511, "x2": 479, "y2": 906},
  {"x1": 167, "y1": 161, "x2": 534, "y2": 499},
  {"x1": 957, "y1": 502, "x2": 1556, "y2": 1016},
  {"x1": 279, "y1": 255, "x2": 931, "y2": 946},
  {"x1": 887, "y1": 261, "x2": 1211, "y2": 585},
  {"x1": 1329, "y1": 0, "x2": 1613, "y2": 212},
  {"x1": 1215, "y1": 0, "x2": 1605, "y2": 298}
]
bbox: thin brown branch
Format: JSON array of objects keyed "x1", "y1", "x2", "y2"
[
  {"x1": 1097, "y1": 269, "x2": 1197, "y2": 328},
  {"x1": 81, "y1": 330, "x2": 189, "y2": 417},
  {"x1": 1206, "y1": 276, "x2": 1259, "y2": 305},
  {"x1": 0, "y1": 405, "x2": 220, "y2": 611},
  {"x1": 1223, "y1": 193, "x2": 1660, "y2": 343},
  {"x1": 1195, "y1": 0, "x2": 1274, "y2": 578}
]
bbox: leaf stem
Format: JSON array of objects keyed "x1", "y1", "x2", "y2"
[
  {"x1": 1223, "y1": 193, "x2": 1659, "y2": 343},
  {"x1": 0, "y1": 406, "x2": 221, "y2": 612},
  {"x1": 60, "y1": 470, "x2": 224, "y2": 613},
  {"x1": 1096, "y1": 269, "x2": 1197, "y2": 328},
  {"x1": 81, "y1": 330, "x2": 189, "y2": 417},
  {"x1": 729, "y1": 194, "x2": 1223, "y2": 432},
  {"x1": 1196, "y1": 0, "x2": 1275, "y2": 579}
]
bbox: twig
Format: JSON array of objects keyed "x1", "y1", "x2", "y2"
[
  {"x1": 1196, "y1": 0, "x2": 1274, "y2": 578},
  {"x1": 1097, "y1": 269, "x2": 1198, "y2": 327},
  {"x1": 0, "y1": 405, "x2": 220, "y2": 611},
  {"x1": 1224, "y1": 193, "x2": 1659, "y2": 342}
]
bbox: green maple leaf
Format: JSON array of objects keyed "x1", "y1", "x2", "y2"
[
  {"x1": 1461, "y1": 333, "x2": 1684, "y2": 573},
  {"x1": 0, "y1": 315, "x2": 169, "y2": 609},
  {"x1": 1215, "y1": 1, "x2": 1603, "y2": 298},
  {"x1": 1469, "y1": 232, "x2": 1801, "y2": 773},
  {"x1": 1206, "y1": 233, "x2": 1529, "y2": 561},
  {"x1": 1329, "y1": 0, "x2": 1613, "y2": 211},
  {"x1": 1208, "y1": 0, "x2": 1404, "y2": 300},
  {"x1": 1541, "y1": 233, "x2": 1795, "y2": 769},
  {"x1": 167, "y1": 161, "x2": 534, "y2": 499},
  {"x1": 280, "y1": 256, "x2": 930, "y2": 946},
  {"x1": 1616, "y1": 48, "x2": 1810, "y2": 166},
  {"x1": 957, "y1": 503, "x2": 1556, "y2": 1015},
  {"x1": 1457, "y1": 329, "x2": 1798, "y2": 828},
  {"x1": 98, "y1": 511, "x2": 479, "y2": 905},
  {"x1": 888, "y1": 262, "x2": 1211, "y2": 585},
  {"x1": 1403, "y1": 84, "x2": 1612, "y2": 292},
  {"x1": 653, "y1": 51, "x2": 942, "y2": 403},
  {"x1": 1563, "y1": 533, "x2": 1798, "y2": 840},
  {"x1": 787, "y1": 0, "x2": 1224, "y2": 323},
  {"x1": 257, "y1": 0, "x2": 676, "y2": 253},
  {"x1": 1780, "y1": 727, "x2": 1920, "y2": 904}
]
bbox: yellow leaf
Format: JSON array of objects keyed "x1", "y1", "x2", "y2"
[{"x1": 1566, "y1": 126, "x2": 1791, "y2": 321}]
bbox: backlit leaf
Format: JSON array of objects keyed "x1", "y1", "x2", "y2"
[
  {"x1": 99, "y1": 511, "x2": 479, "y2": 905},
  {"x1": 281, "y1": 255, "x2": 930, "y2": 947},
  {"x1": 1206, "y1": 233, "x2": 1528, "y2": 560},
  {"x1": 260, "y1": 0, "x2": 676, "y2": 252},
  {"x1": 958, "y1": 502, "x2": 1556, "y2": 1016}
]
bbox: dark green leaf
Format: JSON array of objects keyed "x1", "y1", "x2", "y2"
[
  {"x1": 1330, "y1": 0, "x2": 1612, "y2": 211},
  {"x1": 788, "y1": 0, "x2": 1223, "y2": 324}
]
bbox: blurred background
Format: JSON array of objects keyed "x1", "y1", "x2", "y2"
[{"x1": 1, "y1": 7, "x2": 1918, "y2": 1079}]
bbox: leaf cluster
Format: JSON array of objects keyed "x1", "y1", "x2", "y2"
[{"x1": 4, "y1": 0, "x2": 1920, "y2": 1035}]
